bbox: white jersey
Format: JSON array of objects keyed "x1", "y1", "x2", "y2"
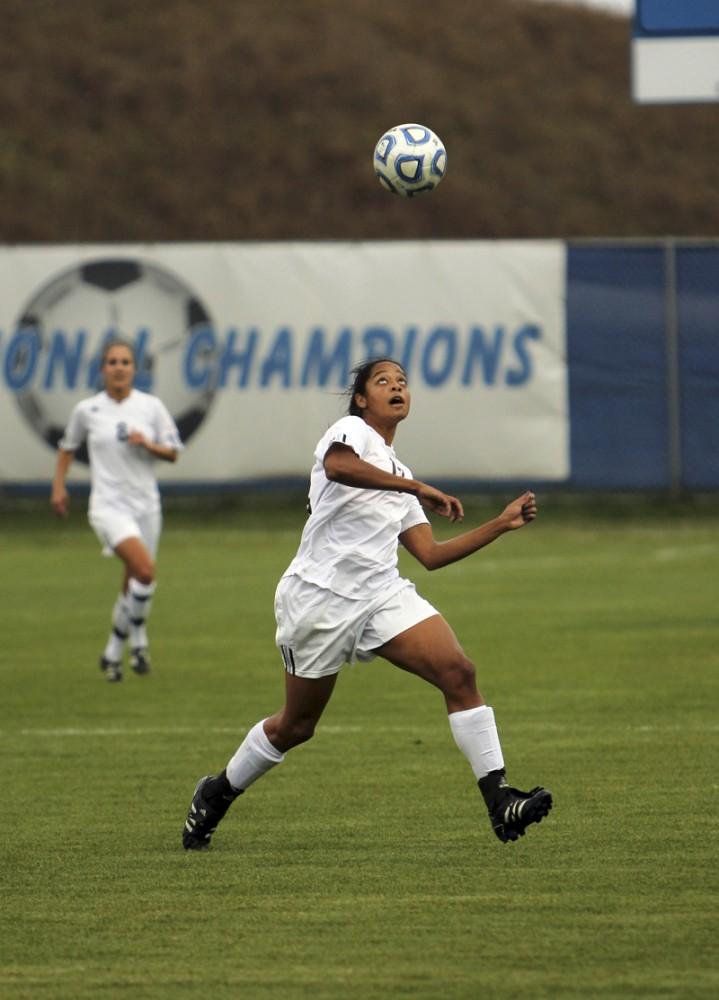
[
  {"x1": 59, "y1": 389, "x2": 183, "y2": 517},
  {"x1": 283, "y1": 415, "x2": 428, "y2": 599}
]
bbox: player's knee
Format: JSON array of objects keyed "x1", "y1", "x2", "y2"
[
  {"x1": 133, "y1": 560, "x2": 155, "y2": 585},
  {"x1": 441, "y1": 652, "x2": 477, "y2": 696},
  {"x1": 281, "y1": 716, "x2": 318, "y2": 748}
]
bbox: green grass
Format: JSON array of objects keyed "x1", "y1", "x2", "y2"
[{"x1": 1, "y1": 497, "x2": 717, "y2": 999}]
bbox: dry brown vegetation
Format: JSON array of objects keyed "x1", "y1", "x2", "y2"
[{"x1": 1, "y1": 0, "x2": 717, "y2": 241}]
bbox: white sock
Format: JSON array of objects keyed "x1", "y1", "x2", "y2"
[
  {"x1": 226, "y1": 719, "x2": 285, "y2": 792},
  {"x1": 103, "y1": 593, "x2": 129, "y2": 662},
  {"x1": 128, "y1": 579, "x2": 156, "y2": 650},
  {"x1": 449, "y1": 705, "x2": 505, "y2": 781}
]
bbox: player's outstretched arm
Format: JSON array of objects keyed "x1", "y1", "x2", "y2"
[
  {"x1": 323, "y1": 443, "x2": 463, "y2": 522},
  {"x1": 400, "y1": 491, "x2": 537, "y2": 570}
]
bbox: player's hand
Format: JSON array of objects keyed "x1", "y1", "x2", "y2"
[
  {"x1": 51, "y1": 487, "x2": 70, "y2": 519},
  {"x1": 500, "y1": 491, "x2": 537, "y2": 530},
  {"x1": 127, "y1": 430, "x2": 147, "y2": 448},
  {"x1": 417, "y1": 483, "x2": 464, "y2": 523}
]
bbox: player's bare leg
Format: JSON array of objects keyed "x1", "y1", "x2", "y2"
[
  {"x1": 377, "y1": 615, "x2": 552, "y2": 844},
  {"x1": 264, "y1": 673, "x2": 338, "y2": 752},
  {"x1": 376, "y1": 613, "x2": 482, "y2": 712},
  {"x1": 115, "y1": 536, "x2": 154, "y2": 583},
  {"x1": 183, "y1": 673, "x2": 338, "y2": 850}
]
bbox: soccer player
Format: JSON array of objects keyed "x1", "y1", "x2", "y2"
[
  {"x1": 51, "y1": 338, "x2": 183, "y2": 682},
  {"x1": 183, "y1": 357, "x2": 552, "y2": 848}
]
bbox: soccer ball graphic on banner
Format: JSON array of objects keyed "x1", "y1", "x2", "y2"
[
  {"x1": 373, "y1": 123, "x2": 447, "y2": 196},
  {"x1": 12, "y1": 258, "x2": 218, "y2": 460}
]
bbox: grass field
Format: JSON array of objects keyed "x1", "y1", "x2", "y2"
[{"x1": 1, "y1": 494, "x2": 717, "y2": 999}]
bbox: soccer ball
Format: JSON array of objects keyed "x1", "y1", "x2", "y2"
[
  {"x1": 12, "y1": 257, "x2": 219, "y2": 460},
  {"x1": 373, "y1": 123, "x2": 447, "y2": 196}
]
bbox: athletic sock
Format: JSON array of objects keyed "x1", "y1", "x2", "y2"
[
  {"x1": 225, "y1": 719, "x2": 285, "y2": 792},
  {"x1": 449, "y1": 704, "x2": 505, "y2": 782},
  {"x1": 103, "y1": 592, "x2": 130, "y2": 662},
  {"x1": 127, "y1": 579, "x2": 156, "y2": 651}
]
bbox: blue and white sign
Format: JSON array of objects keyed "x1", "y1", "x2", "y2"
[
  {"x1": 633, "y1": 1, "x2": 719, "y2": 102},
  {"x1": 0, "y1": 241, "x2": 568, "y2": 485},
  {"x1": 637, "y1": 2, "x2": 719, "y2": 34}
]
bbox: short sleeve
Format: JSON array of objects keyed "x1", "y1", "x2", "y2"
[
  {"x1": 58, "y1": 402, "x2": 88, "y2": 451},
  {"x1": 400, "y1": 499, "x2": 429, "y2": 534},
  {"x1": 152, "y1": 398, "x2": 184, "y2": 451},
  {"x1": 315, "y1": 415, "x2": 369, "y2": 464}
]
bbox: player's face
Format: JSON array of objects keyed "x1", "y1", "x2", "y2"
[
  {"x1": 102, "y1": 345, "x2": 135, "y2": 397},
  {"x1": 356, "y1": 361, "x2": 410, "y2": 423}
]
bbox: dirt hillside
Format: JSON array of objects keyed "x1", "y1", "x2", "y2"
[{"x1": 1, "y1": 0, "x2": 716, "y2": 241}]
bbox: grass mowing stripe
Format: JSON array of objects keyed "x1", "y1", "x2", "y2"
[{"x1": 8, "y1": 720, "x2": 719, "y2": 737}]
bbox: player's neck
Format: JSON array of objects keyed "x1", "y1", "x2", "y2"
[
  {"x1": 362, "y1": 413, "x2": 398, "y2": 446},
  {"x1": 105, "y1": 386, "x2": 132, "y2": 403}
]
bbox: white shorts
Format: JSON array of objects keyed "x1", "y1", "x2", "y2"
[
  {"x1": 88, "y1": 508, "x2": 162, "y2": 557},
  {"x1": 274, "y1": 575, "x2": 438, "y2": 679}
]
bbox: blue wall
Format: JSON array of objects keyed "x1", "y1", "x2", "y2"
[
  {"x1": 676, "y1": 247, "x2": 719, "y2": 490},
  {"x1": 567, "y1": 242, "x2": 719, "y2": 491}
]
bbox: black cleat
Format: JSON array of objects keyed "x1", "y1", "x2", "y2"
[
  {"x1": 182, "y1": 773, "x2": 242, "y2": 851},
  {"x1": 478, "y1": 768, "x2": 553, "y2": 843},
  {"x1": 130, "y1": 648, "x2": 151, "y2": 675},
  {"x1": 488, "y1": 785, "x2": 553, "y2": 843},
  {"x1": 99, "y1": 656, "x2": 122, "y2": 682}
]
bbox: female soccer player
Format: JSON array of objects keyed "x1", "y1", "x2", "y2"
[
  {"x1": 51, "y1": 338, "x2": 183, "y2": 682},
  {"x1": 183, "y1": 357, "x2": 552, "y2": 848}
]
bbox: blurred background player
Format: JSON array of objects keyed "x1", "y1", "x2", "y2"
[
  {"x1": 183, "y1": 357, "x2": 552, "y2": 849},
  {"x1": 50, "y1": 338, "x2": 183, "y2": 681}
]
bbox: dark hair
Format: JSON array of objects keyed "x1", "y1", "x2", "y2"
[
  {"x1": 346, "y1": 357, "x2": 406, "y2": 416},
  {"x1": 101, "y1": 337, "x2": 136, "y2": 366}
]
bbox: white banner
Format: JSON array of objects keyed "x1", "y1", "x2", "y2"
[{"x1": 0, "y1": 241, "x2": 568, "y2": 485}]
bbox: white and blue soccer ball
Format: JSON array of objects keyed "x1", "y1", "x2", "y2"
[{"x1": 373, "y1": 123, "x2": 447, "y2": 197}]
